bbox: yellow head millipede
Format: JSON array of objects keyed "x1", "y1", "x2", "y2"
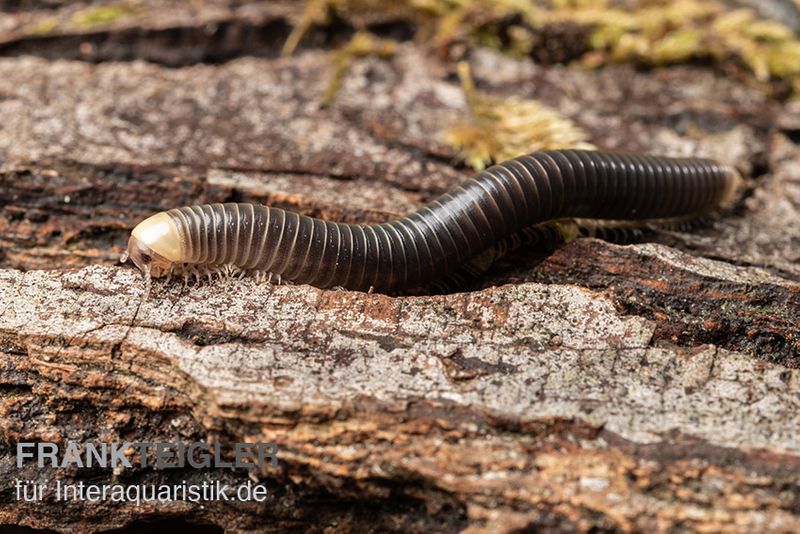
[{"x1": 122, "y1": 149, "x2": 740, "y2": 292}]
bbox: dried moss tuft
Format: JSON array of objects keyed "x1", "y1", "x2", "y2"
[{"x1": 441, "y1": 62, "x2": 593, "y2": 170}]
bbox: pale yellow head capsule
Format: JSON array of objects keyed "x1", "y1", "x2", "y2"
[{"x1": 121, "y1": 212, "x2": 183, "y2": 278}]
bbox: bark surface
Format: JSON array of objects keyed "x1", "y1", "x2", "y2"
[{"x1": 0, "y1": 2, "x2": 799, "y2": 532}]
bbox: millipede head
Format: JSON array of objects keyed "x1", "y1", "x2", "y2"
[{"x1": 122, "y1": 212, "x2": 183, "y2": 278}]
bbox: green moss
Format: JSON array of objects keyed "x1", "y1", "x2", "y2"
[
  {"x1": 555, "y1": 220, "x2": 581, "y2": 243},
  {"x1": 651, "y1": 29, "x2": 702, "y2": 63},
  {"x1": 28, "y1": 18, "x2": 58, "y2": 36},
  {"x1": 289, "y1": 0, "x2": 800, "y2": 97},
  {"x1": 536, "y1": 1, "x2": 800, "y2": 92},
  {"x1": 71, "y1": 4, "x2": 138, "y2": 28}
]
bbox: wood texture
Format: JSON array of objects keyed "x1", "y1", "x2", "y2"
[{"x1": 0, "y1": 2, "x2": 799, "y2": 532}]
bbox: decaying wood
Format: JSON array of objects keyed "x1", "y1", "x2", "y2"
[{"x1": 0, "y1": 2, "x2": 799, "y2": 532}]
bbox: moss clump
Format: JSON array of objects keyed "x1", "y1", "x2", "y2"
[
  {"x1": 71, "y1": 4, "x2": 138, "y2": 28},
  {"x1": 531, "y1": 1, "x2": 800, "y2": 92},
  {"x1": 289, "y1": 0, "x2": 800, "y2": 96},
  {"x1": 442, "y1": 62, "x2": 592, "y2": 170},
  {"x1": 28, "y1": 18, "x2": 58, "y2": 36}
]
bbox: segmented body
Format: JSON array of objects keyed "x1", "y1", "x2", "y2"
[{"x1": 131, "y1": 149, "x2": 738, "y2": 291}]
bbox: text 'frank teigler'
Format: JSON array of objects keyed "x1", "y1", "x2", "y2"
[{"x1": 16, "y1": 441, "x2": 279, "y2": 469}]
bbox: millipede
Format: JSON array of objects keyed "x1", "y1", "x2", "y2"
[{"x1": 121, "y1": 149, "x2": 740, "y2": 292}]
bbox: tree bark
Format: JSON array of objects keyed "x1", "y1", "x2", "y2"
[{"x1": 0, "y1": 2, "x2": 799, "y2": 532}]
